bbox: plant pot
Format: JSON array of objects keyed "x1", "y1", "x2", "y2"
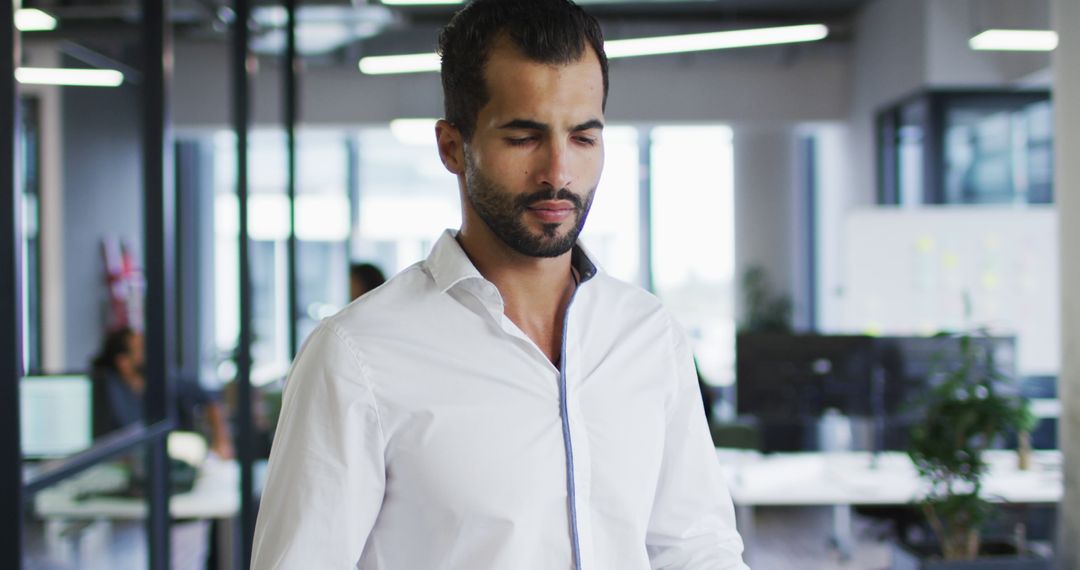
[{"x1": 891, "y1": 541, "x2": 1051, "y2": 570}]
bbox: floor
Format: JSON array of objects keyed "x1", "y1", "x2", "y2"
[
  {"x1": 747, "y1": 506, "x2": 894, "y2": 569},
  {"x1": 22, "y1": 506, "x2": 1052, "y2": 569},
  {"x1": 23, "y1": 518, "x2": 211, "y2": 570}
]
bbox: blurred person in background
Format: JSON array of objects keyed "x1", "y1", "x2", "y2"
[
  {"x1": 349, "y1": 262, "x2": 387, "y2": 301},
  {"x1": 91, "y1": 327, "x2": 235, "y2": 459}
]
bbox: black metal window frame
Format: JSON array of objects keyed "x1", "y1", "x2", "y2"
[{"x1": 2, "y1": 2, "x2": 25, "y2": 565}]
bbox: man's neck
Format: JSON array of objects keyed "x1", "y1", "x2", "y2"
[{"x1": 457, "y1": 224, "x2": 578, "y2": 364}]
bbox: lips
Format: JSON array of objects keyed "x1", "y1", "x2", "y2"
[{"x1": 526, "y1": 200, "x2": 577, "y2": 223}]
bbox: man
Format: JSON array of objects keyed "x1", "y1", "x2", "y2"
[{"x1": 251, "y1": 0, "x2": 747, "y2": 568}]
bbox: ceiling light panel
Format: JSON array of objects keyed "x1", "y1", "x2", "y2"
[
  {"x1": 358, "y1": 23, "x2": 829, "y2": 75},
  {"x1": 969, "y1": 29, "x2": 1058, "y2": 52},
  {"x1": 605, "y1": 24, "x2": 829, "y2": 58},
  {"x1": 15, "y1": 68, "x2": 125, "y2": 87},
  {"x1": 15, "y1": 8, "x2": 57, "y2": 32}
]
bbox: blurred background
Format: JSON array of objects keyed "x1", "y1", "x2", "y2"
[{"x1": 3, "y1": 0, "x2": 1077, "y2": 568}]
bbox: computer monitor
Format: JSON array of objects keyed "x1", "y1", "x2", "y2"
[
  {"x1": 20, "y1": 374, "x2": 93, "y2": 459},
  {"x1": 735, "y1": 334, "x2": 1018, "y2": 452},
  {"x1": 736, "y1": 334, "x2": 878, "y2": 451}
]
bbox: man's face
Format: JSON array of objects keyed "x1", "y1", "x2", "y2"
[{"x1": 447, "y1": 38, "x2": 606, "y2": 258}]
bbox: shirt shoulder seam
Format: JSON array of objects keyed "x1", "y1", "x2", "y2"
[{"x1": 321, "y1": 320, "x2": 389, "y2": 447}]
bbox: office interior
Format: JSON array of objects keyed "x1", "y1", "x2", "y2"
[{"x1": 2, "y1": 0, "x2": 1078, "y2": 568}]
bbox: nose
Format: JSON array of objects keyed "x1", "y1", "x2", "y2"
[{"x1": 535, "y1": 140, "x2": 573, "y2": 191}]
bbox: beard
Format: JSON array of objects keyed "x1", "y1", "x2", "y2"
[{"x1": 463, "y1": 152, "x2": 595, "y2": 258}]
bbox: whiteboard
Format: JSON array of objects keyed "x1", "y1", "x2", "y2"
[{"x1": 841, "y1": 206, "x2": 1060, "y2": 376}]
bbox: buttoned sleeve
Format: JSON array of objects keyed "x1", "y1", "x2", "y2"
[
  {"x1": 645, "y1": 321, "x2": 749, "y2": 569},
  {"x1": 251, "y1": 323, "x2": 386, "y2": 570}
]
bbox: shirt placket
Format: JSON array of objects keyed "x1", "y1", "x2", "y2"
[
  {"x1": 470, "y1": 278, "x2": 590, "y2": 569},
  {"x1": 562, "y1": 302, "x2": 594, "y2": 570}
]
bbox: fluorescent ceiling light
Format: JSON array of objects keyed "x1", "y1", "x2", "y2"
[
  {"x1": 969, "y1": 29, "x2": 1058, "y2": 51},
  {"x1": 605, "y1": 24, "x2": 828, "y2": 58},
  {"x1": 359, "y1": 52, "x2": 441, "y2": 75},
  {"x1": 15, "y1": 8, "x2": 57, "y2": 32},
  {"x1": 15, "y1": 67, "x2": 125, "y2": 87},
  {"x1": 359, "y1": 23, "x2": 828, "y2": 75}
]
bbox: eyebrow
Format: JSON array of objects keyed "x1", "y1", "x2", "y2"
[{"x1": 497, "y1": 118, "x2": 605, "y2": 133}]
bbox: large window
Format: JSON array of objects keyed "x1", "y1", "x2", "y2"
[
  {"x1": 579, "y1": 126, "x2": 642, "y2": 285},
  {"x1": 212, "y1": 130, "x2": 350, "y2": 386},
  {"x1": 351, "y1": 125, "x2": 458, "y2": 275},
  {"x1": 650, "y1": 126, "x2": 737, "y2": 389}
]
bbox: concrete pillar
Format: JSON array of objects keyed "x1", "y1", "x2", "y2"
[
  {"x1": 1053, "y1": 0, "x2": 1080, "y2": 566},
  {"x1": 732, "y1": 126, "x2": 806, "y2": 329}
]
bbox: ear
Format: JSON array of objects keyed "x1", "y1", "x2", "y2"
[{"x1": 436, "y1": 119, "x2": 465, "y2": 175}]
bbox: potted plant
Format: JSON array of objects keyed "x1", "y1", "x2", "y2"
[
  {"x1": 739, "y1": 265, "x2": 792, "y2": 334},
  {"x1": 894, "y1": 331, "x2": 1043, "y2": 569}
]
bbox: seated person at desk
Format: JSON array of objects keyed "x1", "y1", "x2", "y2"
[{"x1": 91, "y1": 327, "x2": 234, "y2": 460}]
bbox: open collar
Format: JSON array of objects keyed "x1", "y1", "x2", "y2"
[{"x1": 425, "y1": 229, "x2": 599, "y2": 295}]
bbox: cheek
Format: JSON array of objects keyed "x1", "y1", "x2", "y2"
[{"x1": 581, "y1": 151, "x2": 604, "y2": 185}]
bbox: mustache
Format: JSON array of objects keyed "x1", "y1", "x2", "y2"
[{"x1": 514, "y1": 187, "x2": 584, "y2": 211}]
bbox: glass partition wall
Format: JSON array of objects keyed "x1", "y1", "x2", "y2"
[
  {"x1": 877, "y1": 90, "x2": 1053, "y2": 206},
  {"x1": 9, "y1": 1, "x2": 182, "y2": 568}
]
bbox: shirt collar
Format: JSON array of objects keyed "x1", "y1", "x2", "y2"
[
  {"x1": 425, "y1": 229, "x2": 599, "y2": 294},
  {"x1": 426, "y1": 229, "x2": 485, "y2": 293}
]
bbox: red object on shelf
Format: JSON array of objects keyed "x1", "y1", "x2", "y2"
[{"x1": 101, "y1": 237, "x2": 145, "y2": 333}]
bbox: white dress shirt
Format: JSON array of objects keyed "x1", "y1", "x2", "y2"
[{"x1": 251, "y1": 230, "x2": 748, "y2": 569}]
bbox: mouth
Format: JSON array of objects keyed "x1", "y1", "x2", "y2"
[{"x1": 525, "y1": 200, "x2": 577, "y2": 223}]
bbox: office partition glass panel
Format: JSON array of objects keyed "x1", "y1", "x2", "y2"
[
  {"x1": 650, "y1": 126, "x2": 736, "y2": 393},
  {"x1": 579, "y1": 126, "x2": 641, "y2": 286},
  {"x1": 15, "y1": 40, "x2": 157, "y2": 454}
]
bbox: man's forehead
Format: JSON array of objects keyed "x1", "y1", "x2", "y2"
[
  {"x1": 483, "y1": 33, "x2": 599, "y2": 76},
  {"x1": 479, "y1": 40, "x2": 604, "y2": 122}
]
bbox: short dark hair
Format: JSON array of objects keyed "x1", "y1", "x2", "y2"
[
  {"x1": 350, "y1": 262, "x2": 386, "y2": 291},
  {"x1": 93, "y1": 327, "x2": 135, "y2": 371},
  {"x1": 437, "y1": 0, "x2": 609, "y2": 142}
]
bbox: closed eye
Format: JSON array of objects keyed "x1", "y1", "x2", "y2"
[{"x1": 505, "y1": 136, "x2": 538, "y2": 146}]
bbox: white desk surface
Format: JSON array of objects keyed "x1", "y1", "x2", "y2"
[
  {"x1": 34, "y1": 456, "x2": 240, "y2": 520},
  {"x1": 717, "y1": 449, "x2": 1062, "y2": 507}
]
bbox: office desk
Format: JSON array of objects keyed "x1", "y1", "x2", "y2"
[
  {"x1": 33, "y1": 457, "x2": 240, "y2": 570},
  {"x1": 717, "y1": 449, "x2": 1062, "y2": 559}
]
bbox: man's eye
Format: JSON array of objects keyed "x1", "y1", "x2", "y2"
[
  {"x1": 574, "y1": 136, "x2": 598, "y2": 146},
  {"x1": 506, "y1": 137, "x2": 536, "y2": 146}
]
